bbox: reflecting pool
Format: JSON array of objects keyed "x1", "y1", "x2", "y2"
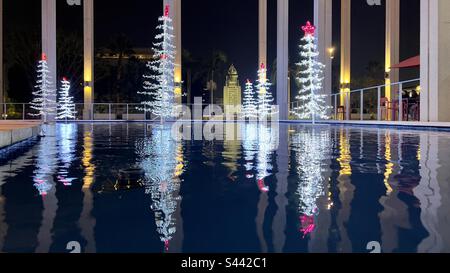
[{"x1": 0, "y1": 123, "x2": 449, "y2": 253}]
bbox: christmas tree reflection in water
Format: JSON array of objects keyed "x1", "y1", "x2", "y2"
[
  {"x1": 292, "y1": 127, "x2": 330, "y2": 238},
  {"x1": 136, "y1": 125, "x2": 184, "y2": 252},
  {"x1": 33, "y1": 125, "x2": 58, "y2": 196},
  {"x1": 255, "y1": 125, "x2": 278, "y2": 193},
  {"x1": 242, "y1": 123, "x2": 258, "y2": 179},
  {"x1": 56, "y1": 124, "x2": 77, "y2": 186}
]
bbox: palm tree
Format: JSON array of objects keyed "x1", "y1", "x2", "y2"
[
  {"x1": 5, "y1": 28, "x2": 83, "y2": 103},
  {"x1": 200, "y1": 50, "x2": 228, "y2": 104},
  {"x1": 182, "y1": 49, "x2": 198, "y2": 105},
  {"x1": 107, "y1": 33, "x2": 134, "y2": 103}
]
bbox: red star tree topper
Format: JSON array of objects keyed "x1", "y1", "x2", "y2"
[
  {"x1": 164, "y1": 4, "x2": 170, "y2": 17},
  {"x1": 302, "y1": 21, "x2": 316, "y2": 37}
]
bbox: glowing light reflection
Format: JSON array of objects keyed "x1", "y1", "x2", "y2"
[{"x1": 136, "y1": 125, "x2": 185, "y2": 252}]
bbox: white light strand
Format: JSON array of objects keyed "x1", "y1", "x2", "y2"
[
  {"x1": 30, "y1": 57, "x2": 57, "y2": 122},
  {"x1": 242, "y1": 80, "x2": 258, "y2": 119},
  {"x1": 256, "y1": 66, "x2": 274, "y2": 119},
  {"x1": 56, "y1": 78, "x2": 77, "y2": 120},
  {"x1": 291, "y1": 33, "x2": 330, "y2": 124},
  {"x1": 138, "y1": 9, "x2": 176, "y2": 122}
]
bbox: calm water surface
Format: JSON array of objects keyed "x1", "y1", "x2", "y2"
[{"x1": 0, "y1": 123, "x2": 449, "y2": 253}]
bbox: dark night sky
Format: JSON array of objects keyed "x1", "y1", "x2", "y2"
[{"x1": 4, "y1": 0, "x2": 420, "y2": 94}]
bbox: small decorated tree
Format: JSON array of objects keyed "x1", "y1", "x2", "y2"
[
  {"x1": 57, "y1": 77, "x2": 77, "y2": 121},
  {"x1": 242, "y1": 79, "x2": 258, "y2": 119},
  {"x1": 30, "y1": 53, "x2": 57, "y2": 123},
  {"x1": 256, "y1": 63, "x2": 274, "y2": 119},
  {"x1": 138, "y1": 5, "x2": 176, "y2": 123},
  {"x1": 291, "y1": 21, "x2": 329, "y2": 124}
]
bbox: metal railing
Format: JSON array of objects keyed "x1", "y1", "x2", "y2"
[
  {"x1": 290, "y1": 78, "x2": 421, "y2": 122},
  {"x1": 0, "y1": 102, "x2": 237, "y2": 121},
  {"x1": 0, "y1": 103, "x2": 160, "y2": 121},
  {"x1": 1, "y1": 79, "x2": 421, "y2": 123}
]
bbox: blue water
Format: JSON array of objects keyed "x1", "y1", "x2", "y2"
[{"x1": 0, "y1": 122, "x2": 449, "y2": 253}]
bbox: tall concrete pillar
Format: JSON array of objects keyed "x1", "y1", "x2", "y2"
[
  {"x1": 385, "y1": 0, "x2": 400, "y2": 110},
  {"x1": 173, "y1": 0, "x2": 182, "y2": 105},
  {"x1": 259, "y1": 0, "x2": 267, "y2": 67},
  {"x1": 0, "y1": 0, "x2": 3, "y2": 111},
  {"x1": 277, "y1": 0, "x2": 289, "y2": 121},
  {"x1": 164, "y1": 0, "x2": 182, "y2": 106},
  {"x1": 420, "y1": 0, "x2": 450, "y2": 122},
  {"x1": 83, "y1": 0, "x2": 94, "y2": 120},
  {"x1": 314, "y1": 0, "x2": 333, "y2": 105},
  {"x1": 42, "y1": 0, "x2": 57, "y2": 121},
  {"x1": 340, "y1": 0, "x2": 351, "y2": 110}
]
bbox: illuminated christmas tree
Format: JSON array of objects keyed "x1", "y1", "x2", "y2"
[
  {"x1": 291, "y1": 21, "x2": 329, "y2": 124},
  {"x1": 242, "y1": 80, "x2": 258, "y2": 119},
  {"x1": 57, "y1": 77, "x2": 77, "y2": 120},
  {"x1": 256, "y1": 63, "x2": 274, "y2": 120},
  {"x1": 138, "y1": 5, "x2": 176, "y2": 123},
  {"x1": 30, "y1": 53, "x2": 57, "y2": 123}
]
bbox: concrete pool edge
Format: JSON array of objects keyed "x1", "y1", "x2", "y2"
[
  {"x1": 59, "y1": 119, "x2": 450, "y2": 130},
  {"x1": 284, "y1": 120, "x2": 450, "y2": 131},
  {"x1": 0, "y1": 122, "x2": 42, "y2": 150}
]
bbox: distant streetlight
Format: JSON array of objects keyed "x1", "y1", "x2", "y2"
[
  {"x1": 328, "y1": 47, "x2": 335, "y2": 60},
  {"x1": 416, "y1": 85, "x2": 421, "y2": 95}
]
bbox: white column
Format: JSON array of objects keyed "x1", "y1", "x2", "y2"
[
  {"x1": 83, "y1": 0, "x2": 94, "y2": 120},
  {"x1": 174, "y1": 0, "x2": 182, "y2": 105},
  {"x1": 420, "y1": 0, "x2": 450, "y2": 122},
  {"x1": 340, "y1": 0, "x2": 351, "y2": 109},
  {"x1": 259, "y1": 0, "x2": 267, "y2": 67},
  {"x1": 314, "y1": 0, "x2": 333, "y2": 104},
  {"x1": 385, "y1": 0, "x2": 400, "y2": 109},
  {"x1": 0, "y1": 0, "x2": 3, "y2": 110},
  {"x1": 42, "y1": 0, "x2": 57, "y2": 121},
  {"x1": 277, "y1": 0, "x2": 289, "y2": 121},
  {"x1": 164, "y1": 0, "x2": 182, "y2": 105}
]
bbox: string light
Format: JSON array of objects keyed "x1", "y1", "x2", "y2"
[
  {"x1": 138, "y1": 5, "x2": 176, "y2": 122},
  {"x1": 30, "y1": 53, "x2": 57, "y2": 123},
  {"x1": 256, "y1": 63, "x2": 274, "y2": 119},
  {"x1": 57, "y1": 77, "x2": 77, "y2": 120},
  {"x1": 242, "y1": 80, "x2": 258, "y2": 119},
  {"x1": 291, "y1": 22, "x2": 330, "y2": 124}
]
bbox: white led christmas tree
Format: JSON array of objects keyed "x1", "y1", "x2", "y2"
[
  {"x1": 291, "y1": 21, "x2": 329, "y2": 124},
  {"x1": 242, "y1": 79, "x2": 258, "y2": 119},
  {"x1": 57, "y1": 77, "x2": 77, "y2": 121},
  {"x1": 30, "y1": 53, "x2": 57, "y2": 123},
  {"x1": 256, "y1": 63, "x2": 274, "y2": 120},
  {"x1": 138, "y1": 5, "x2": 176, "y2": 123}
]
